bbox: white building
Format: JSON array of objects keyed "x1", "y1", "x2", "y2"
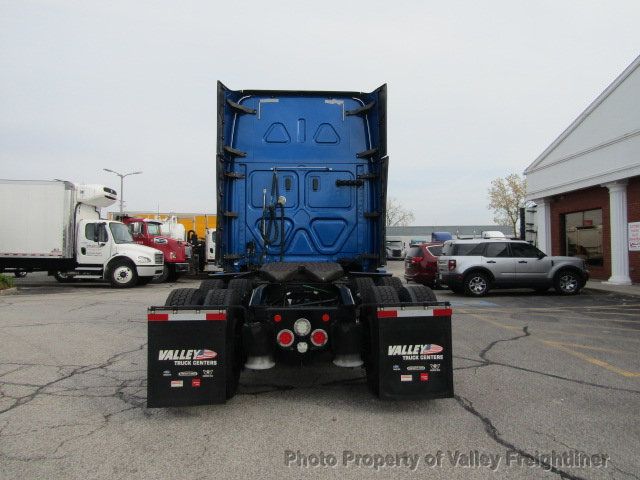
[{"x1": 524, "y1": 54, "x2": 640, "y2": 284}]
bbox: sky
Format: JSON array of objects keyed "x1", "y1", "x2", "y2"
[{"x1": 1, "y1": 0, "x2": 639, "y2": 225}]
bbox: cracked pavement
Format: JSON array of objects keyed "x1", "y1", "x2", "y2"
[{"x1": 1, "y1": 269, "x2": 639, "y2": 479}]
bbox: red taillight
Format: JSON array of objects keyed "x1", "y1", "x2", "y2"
[
  {"x1": 321, "y1": 313, "x2": 330, "y2": 322},
  {"x1": 448, "y1": 259, "x2": 457, "y2": 271},
  {"x1": 277, "y1": 329, "x2": 294, "y2": 347},
  {"x1": 273, "y1": 314, "x2": 282, "y2": 323},
  {"x1": 310, "y1": 329, "x2": 328, "y2": 347},
  {"x1": 411, "y1": 256, "x2": 424, "y2": 264}
]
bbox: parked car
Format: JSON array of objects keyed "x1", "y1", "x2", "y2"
[
  {"x1": 437, "y1": 239, "x2": 589, "y2": 296},
  {"x1": 404, "y1": 243, "x2": 443, "y2": 288}
]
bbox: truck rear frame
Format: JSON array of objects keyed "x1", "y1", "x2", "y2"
[{"x1": 147, "y1": 84, "x2": 454, "y2": 406}]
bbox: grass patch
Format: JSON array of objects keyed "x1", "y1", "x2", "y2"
[{"x1": 0, "y1": 273, "x2": 14, "y2": 290}]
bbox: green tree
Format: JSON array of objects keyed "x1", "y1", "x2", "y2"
[{"x1": 487, "y1": 174, "x2": 526, "y2": 235}]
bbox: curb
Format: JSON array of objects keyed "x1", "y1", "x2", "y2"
[
  {"x1": 0, "y1": 287, "x2": 18, "y2": 296},
  {"x1": 584, "y1": 286, "x2": 640, "y2": 297}
]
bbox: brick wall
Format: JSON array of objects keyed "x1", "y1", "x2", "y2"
[
  {"x1": 549, "y1": 186, "x2": 611, "y2": 280},
  {"x1": 628, "y1": 176, "x2": 640, "y2": 283},
  {"x1": 547, "y1": 176, "x2": 640, "y2": 283}
]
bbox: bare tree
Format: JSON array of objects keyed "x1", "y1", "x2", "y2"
[
  {"x1": 487, "y1": 173, "x2": 526, "y2": 235},
  {"x1": 386, "y1": 197, "x2": 415, "y2": 227}
]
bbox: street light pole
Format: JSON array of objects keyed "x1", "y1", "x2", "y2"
[{"x1": 103, "y1": 169, "x2": 143, "y2": 214}]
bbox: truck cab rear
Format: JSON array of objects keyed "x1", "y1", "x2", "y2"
[{"x1": 147, "y1": 84, "x2": 454, "y2": 407}]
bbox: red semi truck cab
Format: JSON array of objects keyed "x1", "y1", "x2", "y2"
[{"x1": 123, "y1": 217, "x2": 189, "y2": 282}]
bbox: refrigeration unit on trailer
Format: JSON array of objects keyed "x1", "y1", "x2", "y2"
[
  {"x1": 147, "y1": 83, "x2": 454, "y2": 407},
  {"x1": 0, "y1": 180, "x2": 163, "y2": 287}
]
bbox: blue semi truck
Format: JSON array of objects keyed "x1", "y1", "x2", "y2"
[{"x1": 147, "y1": 83, "x2": 454, "y2": 407}]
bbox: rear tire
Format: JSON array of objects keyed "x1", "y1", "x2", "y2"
[
  {"x1": 227, "y1": 278, "x2": 252, "y2": 301},
  {"x1": 463, "y1": 272, "x2": 490, "y2": 297},
  {"x1": 108, "y1": 260, "x2": 138, "y2": 288},
  {"x1": 164, "y1": 288, "x2": 205, "y2": 306},
  {"x1": 199, "y1": 279, "x2": 226, "y2": 292},
  {"x1": 203, "y1": 288, "x2": 241, "y2": 307},
  {"x1": 363, "y1": 286, "x2": 400, "y2": 305},
  {"x1": 14, "y1": 270, "x2": 27, "y2": 278},
  {"x1": 554, "y1": 270, "x2": 582, "y2": 295},
  {"x1": 377, "y1": 276, "x2": 403, "y2": 291},
  {"x1": 352, "y1": 277, "x2": 376, "y2": 303},
  {"x1": 398, "y1": 285, "x2": 437, "y2": 303}
]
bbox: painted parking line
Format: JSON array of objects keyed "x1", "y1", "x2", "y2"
[
  {"x1": 540, "y1": 340, "x2": 637, "y2": 356},
  {"x1": 455, "y1": 303, "x2": 640, "y2": 313},
  {"x1": 522, "y1": 312, "x2": 640, "y2": 325},
  {"x1": 526, "y1": 329, "x2": 640, "y2": 343},
  {"x1": 464, "y1": 313, "x2": 640, "y2": 378},
  {"x1": 454, "y1": 312, "x2": 640, "y2": 341},
  {"x1": 554, "y1": 323, "x2": 640, "y2": 333},
  {"x1": 542, "y1": 341, "x2": 640, "y2": 378},
  {"x1": 591, "y1": 311, "x2": 640, "y2": 317}
]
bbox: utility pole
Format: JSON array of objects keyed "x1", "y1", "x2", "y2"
[{"x1": 103, "y1": 169, "x2": 143, "y2": 214}]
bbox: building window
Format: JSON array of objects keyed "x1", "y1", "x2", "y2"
[{"x1": 563, "y1": 209, "x2": 603, "y2": 267}]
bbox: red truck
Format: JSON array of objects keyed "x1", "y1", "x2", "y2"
[{"x1": 122, "y1": 217, "x2": 189, "y2": 282}]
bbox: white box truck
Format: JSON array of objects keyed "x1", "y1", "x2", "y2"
[{"x1": 0, "y1": 180, "x2": 164, "y2": 287}]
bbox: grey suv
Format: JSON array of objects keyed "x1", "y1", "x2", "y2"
[{"x1": 437, "y1": 239, "x2": 589, "y2": 296}]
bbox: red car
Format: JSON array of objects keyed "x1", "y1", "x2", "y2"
[{"x1": 404, "y1": 242, "x2": 443, "y2": 288}]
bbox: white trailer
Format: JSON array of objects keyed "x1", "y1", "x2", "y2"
[{"x1": 0, "y1": 180, "x2": 164, "y2": 287}]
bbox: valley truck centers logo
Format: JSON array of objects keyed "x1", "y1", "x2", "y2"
[
  {"x1": 158, "y1": 349, "x2": 218, "y2": 366},
  {"x1": 387, "y1": 344, "x2": 444, "y2": 360}
]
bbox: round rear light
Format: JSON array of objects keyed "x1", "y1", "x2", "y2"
[
  {"x1": 310, "y1": 329, "x2": 328, "y2": 347},
  {"x1": 293, "y1": 318, "x2": 311, "y2": 336},
  {"x1": 273, "y1": 314, "x2": 282, "y2": 323},
  {"x1": 321, "y1": 313, "x2": 330, "y2": 322},
  {"x1": 277, "y1": 329, "x2": 294, "y2": 347}
]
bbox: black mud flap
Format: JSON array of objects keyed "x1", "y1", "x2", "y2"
[
  {"x1": 371, "y1": 305, "x2": 453, "y2": 400},
  {"x1": 147, "y1": 308, "x2": 228, "y2": 408}
]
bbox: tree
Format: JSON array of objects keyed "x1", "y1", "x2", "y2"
[
  {"x1": 386, "y1": 197, "x2": 415, "y2": 227},
  {"x1": 487, "y1": 173, "x2": 526, "y2": 235}
]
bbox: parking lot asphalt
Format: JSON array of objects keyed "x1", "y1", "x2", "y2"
[{"x1": 1, "y1": 269, "x2": 639, "y2": 479}]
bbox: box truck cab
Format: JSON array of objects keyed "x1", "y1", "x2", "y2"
[
  {"x1": 70, "y1": 218, "x2": 164, "y2": 286},
  {"x1": 122, "y1": 217, "x2": 189, "y2": 282},
  {"x1": 0, "y1": 180, "x2": 163, "y2": 288},
  {"x1": 385, "y1": 236, "x2": 406, "y2": 260}
]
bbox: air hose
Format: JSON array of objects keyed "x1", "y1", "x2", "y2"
[{"x1": 260, "y1": 171, "x2": 286, "y2": 262}]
